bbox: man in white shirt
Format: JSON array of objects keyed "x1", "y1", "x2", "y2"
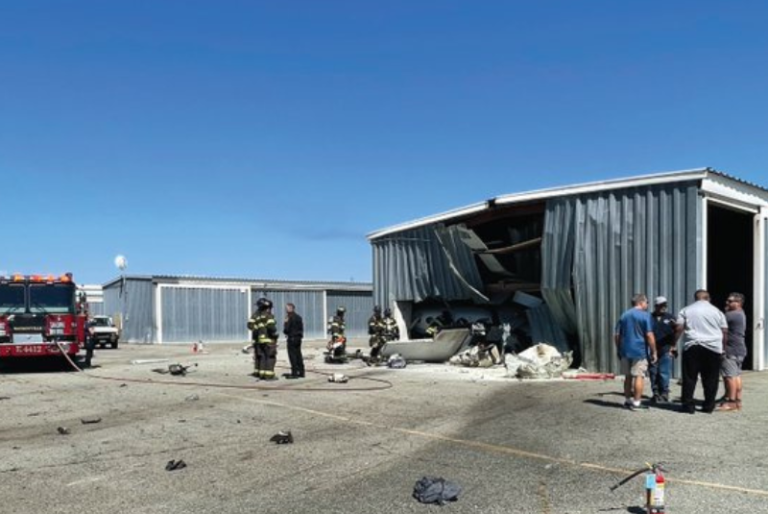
[{"x1": 675, "y1": 290, "x2": 728, "y2": 414}]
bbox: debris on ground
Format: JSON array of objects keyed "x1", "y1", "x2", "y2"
[
  {"x1": 505, "y1": 343, "x2": 573, "y2": 379},
  {"x1": 165, "y1": 459, "x2": 187, "y2": 471},
  {"x1": 269, "y1": 431, "x2": 294, "y2": 444},
  {"x1": 131, "y1": 359, "x2": 170, "y2": 365},
  {"x1": 153, "y1": 363, "x2": 198, "y2": 376},
  {"x1": 0, "y1": 396, "x2": 11, "y2": 401},
  {"x1": 119, "y1": 384, "x2": 128, "y2": 388},
  {"x1": 185, "y1": 394, "x2": 200, "y2": 402},
  {"x1": 412, "y1": 476, "x2": 462, "y2": 506},
  {"x1": 387, "y1": 354, "x2": 407, "y2": 369},
  {"x1": 56, "y1": 427, "x2": 70, "y2": 435},
  {"x1": 80, "y1": 417, "x2": 102, "y2": 425},
  {"x1": 328, "y1": 373, "x2": 349, "y2": 383},
  {"x1": 449, "y1": 344, "x2": 502, "y2": 368}
]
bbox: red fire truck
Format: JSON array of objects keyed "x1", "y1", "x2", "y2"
[{"x1": 0, "y1": 273, "x2": 87, "y2": 360}]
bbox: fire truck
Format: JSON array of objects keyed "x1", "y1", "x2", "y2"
[{"x1": 0, "y1": 273, "x2": 87, "y2": 360}]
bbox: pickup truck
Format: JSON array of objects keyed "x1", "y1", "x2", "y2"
[{"x1": 89, "y1": 316, "x2": 120, "y2": 349}]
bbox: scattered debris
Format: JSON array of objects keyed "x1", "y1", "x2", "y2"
[
  {"x1": 131, "y1": 359, "x2": 170, "y2": 365},
  {"x1": 28, "y1": 413, "x2": 42, "y2": 417},
  {"x1": 387, "y1": 354, "x2": 407, "y2": 369},
  {"x1": 153, "y1": 363, "x2": 198, "y2": 376},
  {"x1": 165, "y1": 459, "x2": 187, "y2": 471},
  {"x1": 450, "y1": 344, "x2": 502, "y2": 368},
  {"x1": 413, "y1": 476, "x2": 462, "y2": 506},
  {"x1": 57, "y1": 427, "x2": 70, "y2": 435},
  {"x1": 185, "y1": 394, "x2": 200, "y2": 402},
  {"x1": 80, "y1": 417, "x2": 102, "y2": 425},
  {"x1": 505, "y1": 343, "x2": 573, "y2": 379},
  {"x1": 270, "y1": 431, "x2": 294, "y2": 445},
  {"x1": 119, "y1": 384, "x2": 128, "y2": 388},
  {"x1": 328, "y1": 373, "x2": 349, "y2": 383},
  {"x1": 0, "y1": 396, "x2": 11, "y2": 401}
]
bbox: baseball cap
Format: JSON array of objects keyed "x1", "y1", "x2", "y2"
[{"x1": 654, "y1": 296, "x2": 668, "y2": 306}]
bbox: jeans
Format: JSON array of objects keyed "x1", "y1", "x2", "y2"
[{"x1": 649, "y1": 349, "x2": 673, "y2": 396}]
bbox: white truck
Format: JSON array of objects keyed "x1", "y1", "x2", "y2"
[{"x1": 89, "y1": 316, "x2": 120, "y2": 349}]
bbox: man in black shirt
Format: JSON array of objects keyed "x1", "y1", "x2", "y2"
[
  {"x1": 649, "y1": 296, "x2": 677, "y2": 403},
  {"x1": 283, "y1": 303, "x2": 305, "y2": 379}
]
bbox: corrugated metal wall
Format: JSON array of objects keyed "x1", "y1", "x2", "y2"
[
  {"x1": 544, "y1": 182, "x2": 700, "y2": 372},
  {"x1": 326, "y1": 290, "x2": 374, "y2": 337},
  {"x1": 765, "y1": 222, "x2": 768, "y2": 367},
  {"x1": 88, "y1": 302, "x2": 106, "y2": 317},
  {"x1": 252, "y1": 290, "x2": 326, "y2": 340},
  {"x1": 161, "y1": 286, "x2": 249, "y2": 343},
  {"x1": 103, "y1": 278, "x2": 156, "y2": 343},
  {"x1": 372, "y1": 224, "x2": 484, "y2": 308}
]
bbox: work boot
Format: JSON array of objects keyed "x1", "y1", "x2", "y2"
[{"x1": 660, "y1": 394, "x2": 670, "y2": 403}]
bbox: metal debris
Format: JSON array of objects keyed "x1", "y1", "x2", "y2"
[
  {"x1": 185, "y1": 394, "x2": 200, "y2": 402},
  {"x1": 269, "y1": 431, "x2": 294, "y2": 444},
  {"x1": 57, "y1": 427, "x2": 70, "y2": 435},
  {"x1": 80, "y1": 417, "x2": 102, "y2": 425},
  {"x1": 413, "y1": 476, "x2": 462, "y2": 506},
  {"x1": 328, "y1": 373, "x2": 349, "y2": 383},
  {"x1": 165, "y1": 459, "x2": 187, "y2": 471}
]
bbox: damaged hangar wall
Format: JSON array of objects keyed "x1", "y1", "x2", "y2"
[
  {"x1": 542, "y1": 182, "x2": 700, "y2": 373},
  {"x1": 371, "y1": 224, "x2": 485, "y2": 307}
]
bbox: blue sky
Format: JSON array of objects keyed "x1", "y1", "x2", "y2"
[{"x1": 2, "y1": 1, "x2": 768, "y2": 284}]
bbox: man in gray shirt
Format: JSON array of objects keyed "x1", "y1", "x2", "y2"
[
  {"x1": 675, "y1": 289, "x2": 728, "y2": 414},
  {"x1": 717, "y1": 292, "x2": 747, "y2": 412}
]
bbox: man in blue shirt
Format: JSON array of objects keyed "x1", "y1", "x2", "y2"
[{"x1": 614, "y1": 294, "x2": 658, "y2": 410}]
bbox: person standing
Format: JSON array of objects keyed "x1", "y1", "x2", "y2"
[
  {"x1": 649, "y1": 296, "x2": 678, "y2": 403},
  {"x1": 614, "y1": 294, "x2": 658, "y2": 411},
  {"x1": 248, "y1": 298, "x2": 279, "y2": 380},
  {"x1": 717, "y1": 292, "x2": 747, "y2": 412},
  {"x1": 675, "y1": 290, "x2": 728, "y2": 414},
  {"x1": 283, "y1": 303, "x2": 305, "y2": 379},
  {"x1": 368, "y1": 306, "x2": 385, "y2": 361}
]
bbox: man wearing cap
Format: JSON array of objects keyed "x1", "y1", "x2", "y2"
[{"x1": 649, "y1": 296, "x2": 678, "y2": 403}]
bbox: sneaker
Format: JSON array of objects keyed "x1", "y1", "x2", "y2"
[{"x1": 628, "y1": 402, "x2": 649, "y2": 411}]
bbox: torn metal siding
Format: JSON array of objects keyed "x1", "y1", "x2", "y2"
[
  {"x1": 566, "y1": 182, "x2": 700, "y2": 372},
  {"x1": 541, "y1": 198, "x2": 579, "y2": 335},
  {"x1": 372, "y1": 224, "x2": 485, "y2": 308}
]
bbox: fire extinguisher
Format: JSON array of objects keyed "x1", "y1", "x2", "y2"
[
  {"x1": 645, "y1": 464, "x2": 666, "y2": 513},
  {"x1": 610, "y1": 462, "x2": 667, "y2": 514}
]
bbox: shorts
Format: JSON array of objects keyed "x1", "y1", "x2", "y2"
[
  {"x1": 721, "y1": 355, "x2": 745, "y2": 378},
  {"x1": 621, "y1": 358, "x2": 648, "y2": 377}
]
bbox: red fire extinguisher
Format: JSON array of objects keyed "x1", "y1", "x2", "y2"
[
  {"x1": 611, "y1": 462, "x2": 667, "y2": 514},
  {"x1": 645, "y1": 464, "x2": 666, "y2": 513}
]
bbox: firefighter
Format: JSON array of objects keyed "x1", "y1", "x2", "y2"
[
  {"x1": 83, "y1": 319, "x2": 96, "y2": 368},
  {"x1": 248, "y1": 298, "x2": 279, "y2": 380},
  {"x1": 368, "y1": 305, "x2": 385, "y2": 356},
  {"x1": 426, "y1": 309, "x2": 453, "y2": 339},
  {"x1": 326, "y1": 306, "x2": 347, "y2": 363},
  {"x1": 382, "y1": 307, "x2": 400, "y2": 342}
]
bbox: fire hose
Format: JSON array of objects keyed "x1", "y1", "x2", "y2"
[{"x1": 55, "y1": 341, "x2": 394, "y2": 393}]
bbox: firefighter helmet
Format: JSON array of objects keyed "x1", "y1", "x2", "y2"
[
  {"x1": 384, "y1": 308, "x2": 392, "y2": 317},
  {"x1": 256, "y1": 297, "x2": 273, "y2": 311},
  {"x1": 336, "y1": 306, "x2": 346, "y2": 316},
  {"x1": 374, "y1": 305, "x2": 381, "y2": 314}
]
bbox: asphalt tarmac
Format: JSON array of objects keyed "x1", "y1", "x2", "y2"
[{"x1": 1, "y1": 342, "x2": 767, "y2": 514}]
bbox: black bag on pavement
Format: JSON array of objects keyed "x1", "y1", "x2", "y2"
[{"x1": 412, "y1": 476, "x2": 462, "y2": 505}]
